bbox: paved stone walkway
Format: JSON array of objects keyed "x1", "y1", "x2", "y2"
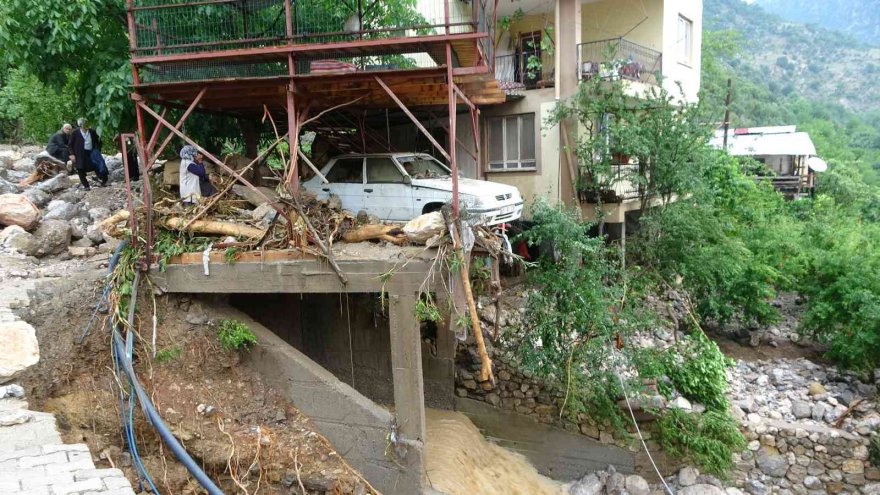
[{"x1": 0, "y1": 259, "x2": 136, "y2": 495}]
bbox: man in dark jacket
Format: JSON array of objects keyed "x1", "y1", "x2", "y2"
[
  {"x1": 46, "y1": 123, "x2": 72, "y2": 164},
  {"x1": 68, "y1": 118, "x2": 108, "y2": 190}
]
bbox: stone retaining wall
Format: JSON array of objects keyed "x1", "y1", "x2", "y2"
[
  {"x1": 455, "y1": 339, "x2": 645, "y2": 452},
  {"x1": 736, "y1": 419, "x2": 878, "y2": 494}
]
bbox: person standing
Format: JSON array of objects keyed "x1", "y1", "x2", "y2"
[
  {"x1": 116, "y1": 134, "x2": 141, "y2": 182},
  {"x1": 46, "y1": 123, "x2": 72, "y2": 164},
  {"x1": 68, "y1": 118, "x2": 108, "y2": 190}
]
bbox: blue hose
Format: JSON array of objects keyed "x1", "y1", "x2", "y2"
[
  {"x1": 111, "y1": 332, "x2": 224, "y2": 495},
  {"x1": 97, "y1": 239, "x2": 225, "y2": 495}
]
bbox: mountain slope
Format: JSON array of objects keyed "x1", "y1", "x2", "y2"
[
  {"x1": 704, "y1": 0, "x2": 880, "y2": 114},
  {"x1": 754, "y1": 0, "x2": 880, "y2": 46}
]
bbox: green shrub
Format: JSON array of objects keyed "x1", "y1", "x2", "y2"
[
  {"x1": 155, "y1": 346, "x2": 182, "y2": 364},
  {"x1": 665, "y1": 332, "x2": 733, "y2": 411},
  {"x1": 657, "y1": 408, "x2": 746, "y2": 478},
  {"x1": 217, "y1": 319, "x2": 258, "y2": 351}
]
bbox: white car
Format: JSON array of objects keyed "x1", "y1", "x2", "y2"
[{"x1": 302, "y1": 153, "x2": 524, "y2": 225}]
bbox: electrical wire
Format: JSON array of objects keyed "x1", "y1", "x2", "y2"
[{"x1": 606, "y1": 340, "x2": 674, "y2": 495}]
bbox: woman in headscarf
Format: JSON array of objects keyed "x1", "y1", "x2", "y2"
[{"x1": 178, "y1": 145, "x2": 216, "y2": 204}]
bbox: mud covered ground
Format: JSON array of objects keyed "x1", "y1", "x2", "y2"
[{"x1": 18, "y1": 266, "x2": 375, "y2": 495}]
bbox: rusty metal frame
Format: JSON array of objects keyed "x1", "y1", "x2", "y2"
[
  {"x1": 446, "y1": 43, "x2": 459, "y2": 217},
  {"x1": 135, "y1": 98, "x2": 288, "y2": 220},
  {"x1": 147, "y1": 87, "x2": 207, "y2": 170},
  {"x1": 130, "y1": 32, "x2": 487, "y2": 65},
  {"x1": 374, "y1": 76, "x2": 450, "y2": 162}
]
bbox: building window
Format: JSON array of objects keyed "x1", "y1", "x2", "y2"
[
  {"x1": 487, "y1": 114, "x2": 536, "y2": 171},
  {"x1": 677, "y1": 15, "x2": 693, "y2": 65}
]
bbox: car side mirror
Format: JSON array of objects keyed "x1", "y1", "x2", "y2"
[{"x1": 403, "y1": 175, "x2": 412, "y2": 184}]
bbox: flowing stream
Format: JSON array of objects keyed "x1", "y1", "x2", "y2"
[{"x1": 425, "y1": 409, "x2": 566, "y2": 495}]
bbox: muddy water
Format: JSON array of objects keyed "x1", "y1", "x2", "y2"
[{"x1": 425, "y1": 409, "x2": 566, "y2": 495}]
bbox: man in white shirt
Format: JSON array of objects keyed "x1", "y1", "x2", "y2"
[{"x1": 68, "y1": 118, "x2": 108, "y2": 190}]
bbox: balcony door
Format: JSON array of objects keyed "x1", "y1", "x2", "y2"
[{"x1": 517, "y1": 32, "x2": 542, "y2": 89}]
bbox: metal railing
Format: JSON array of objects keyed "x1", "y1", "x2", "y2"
[
  {"x1": 577, "y1": 163, "x2": 643, "y2": 203},
  {"x1": 130, "y1": 0, "x2": 491, "y2": 57},
  {"x1": 577, "y1": 38, "x2": 662, "y2": 86},
  {"x1": 494, "y1": 50, "x2": 555, "y2": 95}
]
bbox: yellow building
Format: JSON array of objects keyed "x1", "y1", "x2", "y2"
[{"x1": 469, "y1": 0, "x2": 704, "y2": 226}]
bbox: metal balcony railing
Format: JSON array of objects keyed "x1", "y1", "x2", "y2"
[
  {"x1": 494, "y1": 50, "x2": 555, "y2": 95},
  {"x1": 129, "y1": 0, "x2": 491, "y2": 57},
  {"x1": 577, "y1": 163, "x2": 643, "y2": 203},
  {"x1": 577, "y1": 38, "x2": 662, "y2": 86}
]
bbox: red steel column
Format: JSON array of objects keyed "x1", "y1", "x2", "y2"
[
  {"x1": 287, "y1": 53, "x2": 299, "y2": 195},
  {"x1": 446, "y1": 43, "x2": 458, "y2": 217}
]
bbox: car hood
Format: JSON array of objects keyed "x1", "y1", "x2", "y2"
[{"x1": 411, "y1": 177, "x2": 519, "y2": 197}]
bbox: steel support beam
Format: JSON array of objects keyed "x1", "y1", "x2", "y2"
[
  {"x1": 146, "y1": 87, "x2": 207, "y2": 170},
  {"x1": 446, "y1": 43, "x2": 459, "y2": 217},
  {"x1": 374, "y1": 76, "x2": 450, "y2": 162},
  {"x1": 136, "y1": 100, "x2": 286, "y2": 219}
]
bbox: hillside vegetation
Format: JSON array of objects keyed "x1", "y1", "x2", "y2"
[
  {"x1": 704, "y1": 0, "x2": 880, "y2": 115},
  {"x1": 755, "y1": 0, "x2": 880, "y2": 46}
]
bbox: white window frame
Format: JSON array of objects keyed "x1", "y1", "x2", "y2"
[
  {"x1": 487, "y1": 114, "x2": 537, "y2": 172},
  {"x1": 677, "y1": 15, "x2": 693, "y2": 66}
]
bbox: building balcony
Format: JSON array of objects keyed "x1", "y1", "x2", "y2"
[
  {"x1": 577, "y1": 163, "x2": 643, "y2": 204},
  {"x1": 129, "y1": 0, "x2": 494, "y2": 84},
  {"x1": 577, "y1": 38, "x2": 662, "y2": 86},
  {"x1": 494, "y1": 51, "x2": 555, "y2": 97}
]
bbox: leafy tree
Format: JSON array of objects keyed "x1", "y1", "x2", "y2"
[
  {"x1": 548, "y1": 76, "x2": 712, "y2": 215},
  {"x1": 0, "y1": 0, "x2": 131, "y2": 135},
  {"x1": 0, "y1": 68, "x2": 77, "y2": 143}
]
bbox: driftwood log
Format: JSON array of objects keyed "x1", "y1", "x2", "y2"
[
  {"x1": 162, "y1": 217, "x2": 266, "y2": 239},
  {"x1": 18, "y1": 155, "x2": 67, "y2": 187},
  {"x1": 341, "y1": 224, "x2": 406, "y2": 245}
]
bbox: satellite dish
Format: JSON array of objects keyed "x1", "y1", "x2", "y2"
[{"x1": 807, "y1": 156, "x2": 827, "y2": 172}]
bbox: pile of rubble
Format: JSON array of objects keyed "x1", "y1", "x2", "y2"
[{"x1": 0, "y1": 146, "x2": 129, "y2": 260}]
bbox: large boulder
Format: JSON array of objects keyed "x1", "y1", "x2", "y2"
[
  {"x1": 10, "y1": 157, "x2": 35, "y2": 173},
  {"x1": 31, "y1": 219, "x2": 71, "y2": 257},
  {"x1": 0, "y1": 225, "x2": 36, "y2": 255},
  {"x1": 567, "y1": 473, "x2": 602, "y2": 495},
  {"x1": 36, "y1": 174, "x2": 72, "y2": 193},
  {"x1": 43, "y1": 201, "x2": 82, "y2": 221},
  {"x1": 679, "y1": 485, "x2": 725, "y2": 495},
  {"x1": 21, "y1": 187, "x2": 50, "y2": 208},
  {"x1": 756, "y1": 447, "x2": 789, "y2": 477},
  {"x1": 88, "y1": 207, "x2": 111, "y2": 223},
  {"x1": 0, "y1": 194, "x2": 41, "y2": 230},
  {"x1": 0, "y1": 177, "x2": 19, "y2": 195},
  {"x1": 0, "y1": 321, "x2": 40, "y2": 383},
  {"x1": 403, "y1": 211, "x2": 445, "y2": 244}
]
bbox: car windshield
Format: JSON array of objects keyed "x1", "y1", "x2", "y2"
[{"x1": 397, "y1": 156, "x2": 451, "y2": 179}]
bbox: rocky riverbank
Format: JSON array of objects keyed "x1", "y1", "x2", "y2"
[{"x1": 0, "y1": 145, "x2": 132, "y2": 260}]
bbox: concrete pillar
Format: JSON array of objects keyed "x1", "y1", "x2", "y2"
[
  {"x1": 389, "y1": 293, "x2": 427, "y2": 444},
  {"x1": 555, "y1": 0, "x2": 581, "y2": 100},
  {"x1": 555, "y1": 0, "x2": 582, "y2": 208}
]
